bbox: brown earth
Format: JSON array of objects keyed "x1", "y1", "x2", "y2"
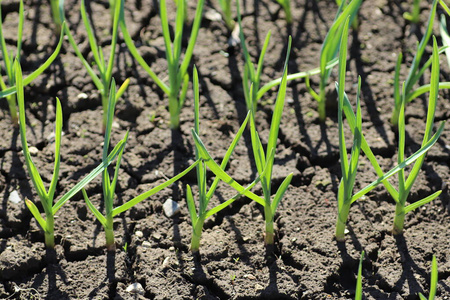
[{"x1": 0, "y1": 0, "x2": 449, "y2": 299}]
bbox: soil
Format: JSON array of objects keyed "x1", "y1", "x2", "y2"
[{"x1": 0, "y1": 0, "x2": 449, "y2": 299}]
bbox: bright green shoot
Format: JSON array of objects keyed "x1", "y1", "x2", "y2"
[
  {"x1": 61, "y1": 0, "x2": 128, "y2": 133},
  {"x1": 355, "y1": 251, "x2": 364, "y2": 300},
  {"x1": 82, "y1": 82, "x2": 201, "y2": 250},
  {"x1": 246, "y1": 37, "x2": 293, "y2": 245},
  {"x1": 0, "y1": 0, "x2": 64, "y2": 126},
  {"x1": 119, "y1": 0, "x2": 205, "y2": 129},
  {"x1": 15, "y1": 61, "x2": 126, "y2": 248},
  {"x1": 392, "y1": 37, "x2": 444, "y2": 235},
  {"x1": 418, "y1": 255, "x2": 438, "y2": 300},
  {"x1": 218, "y1": 0, "x2": 234, "y2": 30},
  {"x1": 50, "y1": 0, "x2": 62, "y2": 33},
  {"x1": 275, "y1": 0, "x2": 292, "y2": 24},
  {"x1": 391, "y1": 0, "x2": 450, "y2": 126},
  {"x1": 187, "y1": 67, "x2": 263, "y2": 252},
  {"x1": 82, "y1": 80, "x2": 129, "y2": 251},
  {"x1": 236, "y1": 0, "x2": 272, "y2": 114},
  {"x1": 305, "y1": 0, "x2": 361, "y2": 122},
  {"x1": 403, "y1": 0, "x2": 421, "y2": 23},
  {"x1": 335, "y1": 19, "x2": 362, "y2": 242}
]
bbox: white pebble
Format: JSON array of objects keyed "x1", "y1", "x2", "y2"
[
  {"x1": 8, "y1": 191, "x2": 21, "y2": 204},
  {"x1": 126, "y1": 283, "x2": 144, "y2": 295},
  {"x1": 29, "y1": 146, "x2": 39, "y2": 156},
  {"x1": 135, "y1": 231, "x2": 143, "y2": 238},
  {"x1": 77, "y1": 93, "x2": 88, "y2": 99},
  {"x1": 163, "y1": 198, "x2": 181, "y2": 218},
  {"x1": 142, "y1": 241, "x2": 151, "y2": 248}
]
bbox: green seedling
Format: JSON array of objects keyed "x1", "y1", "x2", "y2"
[
  {"x1": 335, "y1": 19, "x2": 362, "y2": 241},
  {"x1": 119, "y1": 0, "x2": 205, "y2": 129},
  {"x1": 0, "y1": 0, "x2": 64, "y2": 126},
  {"x1": 419, "y1": 255, "x2": 438, "y2": 300},
  {"x1": 275, "y1": 0, "x2": 292, "y2": 24},
  {"x1": 403, "y1": 0, "x2": 421, "y2": 23},
  {"x1": 50, "y1": 0, "x2": 62, "y2": 33},
  {"x1": 305, "y1": 0, "x2": 361, "y2": 122},
  {"x1": 246, "y1": 37, "x2": 293, "y2": 245},
  {"x1": 236, "y1": 0, "x2": 272, "y2": 114},
  {"x1": 15, "y1": 61, "x2": 126, "y2": 248},
  {"x1": 391, "y1": 37, "x2": 444, "y2": 235},
  {"x1": 82, "y1": 82, "x2": 201, "y2": 251},
  {"x1": 187, "y1": 67, "x2": 263, "y2": 252},
  {"x1": 61, "y1": 0, "x2": 128, "y2": 133},
  {"x1": 391, "y1": 0, "x2": 450, "y2": 126},
  {"x1": 355, "y1": 251, "x2": 364, "y2": 300},
  {"x1": 218, "y1": 0, "x2": 235, "y2": 30},
  {"x1": 334, "y1": 24, "x2": 445, "y2": 241}
]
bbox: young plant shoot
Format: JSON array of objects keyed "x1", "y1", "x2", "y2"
[
  {"x1": 218, "y1": 0, "x2": 234, "y2": 31},
  {"x1": 187, "y1": 67, "x2": 262, "y2": 252},
  {"x1": 61, "y1": 0, "x2": 128, "y2": 133},
  {"x1": 82, "y1": 81, "x2": 201, "y2": 250},
  {"x1": 0, "y1": 0, "x2": 64, "y2": 126},
  {"x1": 334, "y1": 25, "x2": 446, "y2": 241},
  {"x1": 275, "y1": 0, "x2": 292, "y2": 24},
  {"x1": 403, "y1": 0, "x2": 421, "y2": 24},
  {"x1": 419, "y1": 255, "x2": 438, "y2": 300},
  {"x1": 391, "y1": 0, "x2": 450, "y2": 126},
  {"x1": 246, "y1": 37, "x2": 293, "y2": 245},
  {"x1": 236, "y1": 0, "x2": 271, "y2": 114},
  {"x1": 119, "y1": 0, "x2": 205, "y2": 129},
  {"x1": 355, "y1": 251, "x2": 364, "y2": 300},
  {"x1": 305, "y1": 0, "x2": 361, "y2": 122},
  {"x1": 334, "y1": 19, "x2": 362, "y2": 242},
  {"x1": 50, "y1": 0, "x2": 62, "y2": 33},
  {"x1": 392, "y1": 37, "x2": 444, "y2": 235},
  {"x1": 15, "y1": 61, "x2": 127, "y2": 248}
]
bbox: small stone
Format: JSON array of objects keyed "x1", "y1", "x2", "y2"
[
  {"x1": 163, "y1": 198, "x2": 181, "y2": 218},
  {"x1": 244, "y1": 274, "x2": 256, "y2": 280},
  {"x1": 152, "y1": 233, "x2": 162, "y2": 241},
  {"x1": 29, "y1": 146, "x2": 39, "y2": 156},
  {"x1": 142, "y1": 241, "x2": 151, "y2": 248},
  {"x1": 135, "y1": 231, "x2": 143, "y2": 238},
  {"x1": 162, "y1": 257, "x2": 170, "y2": 268},
  {"x1": 169, "y1": 246, "x2": 175, "y2": 251},
  {"x1": 8, "y1": 191, "x2": 21, "y2": 204},
  {"x1": 126, "y1": 283, "x2": 144, "y2": 295},
  {"x1": 77, "y1": 93, "x2": 88, "y2": 100},
  {"x1": 255, "y1": 284, "x2": 263, "y2": 291},
  {"x1": 344, "y1": 229, "x2": 350, "y2": 234},
  {"x1": 204, "y1": 9, "x2": 222, "y2": 21}
]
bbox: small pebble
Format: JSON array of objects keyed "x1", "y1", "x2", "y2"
[
  {"x1": 255, "y1": 284, "x2": 263, "y2": 291},
  {"x1": 126, "y1": 283, "x2": 144, "y2": 295},
  {"x1": 204, "y1": 9, "x2": 222, "y2": 21},
  {"x1": 163, "y1": 198, "x2": 181, "y2": 218},
  {"x1": 162, "y1": 257, "x2": 170, "y2": 268},
  {"x1": 169, "y1": 246, "x2": 175, "y2": 251},
  {"x1": 29, "y1": 146, "x2": 39, "y2": 156},
  {"x1": 8, "y1": 191, "x2": 21, "y2": 204},
  {"x1": 77, "y1": 93, "x2": 88, "y2": 99},
  {"x1": 244, "y1": 274, "x2": 256, "y2": 280},
  {"x1": 142, "y1": 241, "x2": 151, "y2": 248},
  {"x1": 135, "y1": 231, "x2": 143, "y2": 238},
  {"x1": 152, "y1": 233, "x2": 162, "y2": 241}
]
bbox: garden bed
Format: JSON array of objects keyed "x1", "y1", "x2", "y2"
[{"x1": 0, "y1": 0, "x2": 449, "y2": 299}]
